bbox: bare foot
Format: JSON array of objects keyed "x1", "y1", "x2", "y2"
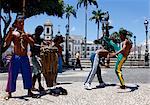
[{"x1": 4, "y1": 93, "x2": 12, "y2": 100}]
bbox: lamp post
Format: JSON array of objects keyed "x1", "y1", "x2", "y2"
[
  {"x1": 81, "y1": 39, "x2": 84, "y2": 58},
  {"x1": 144, "y1": 19, "x2": 149, "y2": 66},
  {"x1": 65, "y1": 24, "x2": 69, "y2": 66},
  {"x1": 101, "y1": 11, "x2": 109, "y2": 36},
  {"x1": 133, "y1": 36, "x2": 136, "y2": 59}
]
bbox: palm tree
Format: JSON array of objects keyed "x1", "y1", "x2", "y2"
[
  {"x1": 77, "y1": 0, "x2": 98, "y2": 58},
  {"x1": 65, "y1": 4, "x2": 77, "y2": 35},
  {"x1": 64, "y1": 4, "x2": 77, "y2": 65},
  {"x1": 89, "y1": 9, "x2": 104, "y2": 40}
]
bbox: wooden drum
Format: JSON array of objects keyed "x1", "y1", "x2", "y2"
[
  {"x1": 40, "y1": 46, "x2": 58, "y2": 87},
  {"x1": 97, "y1": 49, "x2": 109, "y2": 58}
]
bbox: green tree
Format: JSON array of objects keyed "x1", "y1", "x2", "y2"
[
  {"x1": 89, "y1": 9, "x2": 104, "y2": 40},
  {"x1": 77, "y1": 0, "x2": 98, "y2": 58},
  {"x1": 65, "y1": 4, "x2": 77, "y2": 35},
  {"x1": 1, "y1": 0, "x2": 65, "y2": 52},
  {"x1": 0, "y1": 0, "x2": 65, "y2": 68},
  {"x1": 64, "y1": 4, "x2": 77, "y2": 65}
]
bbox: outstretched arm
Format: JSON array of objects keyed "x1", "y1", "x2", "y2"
[{"x1": 109, "y1": 40, "x2": 127, "y2": 57}]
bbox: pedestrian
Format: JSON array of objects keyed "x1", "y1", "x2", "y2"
[
  {"x1": 4, "y1": 16, "x2": 37, "y2": 100},
  {"x1": 84, "y1": 49, "x2": 108, "y2": 90},
  {"x1": 109, "y1": 29, "x2": 132, "y2": 89},
  {"x1": 74, "y1": 51, "x2": 82, "y2": 70},
  {"x1": 30, "y1": 25, "x2": 44, "y2": 92},
  {"x1": 53, "y1": 35, "x2": 64, "y2": 84}
]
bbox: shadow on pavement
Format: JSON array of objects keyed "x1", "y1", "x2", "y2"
[
  {"x1": 56, "y1": 82, "x2": 72, "y2": 85},
  {"x1": 6, "y1": 87, "x2": 68, "y2": 101},
  {"x1": 92, "y1": 83, "x2": 117, "y2": 89},
  {"x1": 117, "y1": 84, "x2": 139, "y2": 93}
]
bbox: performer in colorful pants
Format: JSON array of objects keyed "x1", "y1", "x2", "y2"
[
  {"x1": 6, "y1": 55, "x2": 32, "y2": 92},
  {"x1": 115, "y1": 54, "x2": 126, "y2": 87},
  {"x1": 84, "y1": 52, "x2": 107, "y2": 90},
  {"x1": 108, "y1": 30, "x2": 132, "y2": 89},
  {"x1": 4, "y1": 16, "x2": 38, "y2": 100}
]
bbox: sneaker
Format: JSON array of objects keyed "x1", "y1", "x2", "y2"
[
  {"x1": 120, "y1": 85, "x2": 126, "y2": 89},
  {"x1": 96, "y1": 83, "x2": 106, "y2": 88},
  {"x1": 84, "y1": 83, "x2": 92, "y2": 90}
]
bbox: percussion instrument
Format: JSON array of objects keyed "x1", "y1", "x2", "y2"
[{"x1": 40, "y1": 45, "x2": 58, "y2": 87}]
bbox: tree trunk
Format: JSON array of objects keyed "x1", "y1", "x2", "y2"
[
  {"x1": 23, "y1": 0, "x2": 26, "y2": 16},
  {"x1": 1, "y1": 12, "x2": 12, "y2": 53},
  {"x1": 0, "y1": 8, "x2": 2, "y2": 69},
  {"x1": 97, "y1": 22, "x2": 99, "y2": 40},
  {"x1": 84, "y1": 5, "x2": 87, "y2": 58},
  {"x1": 65, "y1": 16, "x2": 70, "y2": 66}
]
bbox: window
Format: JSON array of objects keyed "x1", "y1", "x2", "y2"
[
  {"x1": 92, "y1": 47, "x2": 94, "y2": 51},
  {"x1": 46, "y1": 27, "x2": 49, "y2": 33},
  {"x1": 75, "y1": 46, "x2": 76, "y2": 50},
  {"x1": 87, "y1": 47, "x2": 90, "y2": 51},
  {"x1": 69, "y1": 44, "x2": 71, "y2": 51},
  {"x1": 96, "y1": 47, "x2": 98, "y2": 50},
  {"x1": 82, "y1": 47, "x2": 85, "y2": 51}
]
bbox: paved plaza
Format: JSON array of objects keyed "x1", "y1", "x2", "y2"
[{"x1": 0, "y1": 67, "x2": 150, "y2": 105}]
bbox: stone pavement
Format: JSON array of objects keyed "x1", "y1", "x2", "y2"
[{"x1": 0, "y1": 68, "x2": 150, "y2": 105}]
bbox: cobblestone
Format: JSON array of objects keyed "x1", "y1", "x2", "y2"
[{"x1": 0, "y1": 68, "x2": 150, "y2": 105}]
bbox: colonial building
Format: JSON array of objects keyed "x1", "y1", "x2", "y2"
[{"x1": 61, "y1": 35, "x2": 103, "y2": 58}]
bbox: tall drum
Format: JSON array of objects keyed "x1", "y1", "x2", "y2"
[{"x1": 40, "y1": 46, "x2": 58, "y2": 87}]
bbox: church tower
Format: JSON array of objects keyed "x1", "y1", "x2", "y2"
[{"x1": 44, "y1": 20, "x2": 53, "y2": 40}]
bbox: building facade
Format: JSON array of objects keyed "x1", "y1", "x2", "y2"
[{"x1": 61, "y1": 35, "x2": 103, "y2": 58}]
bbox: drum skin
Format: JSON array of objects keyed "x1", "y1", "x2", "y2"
[
  {"x1": 99, "y1": 51, "x2": 109, "y2": 58},
  {"x1": 98, "y1": 49, "x2": 109, "y2": 58},
  {"x1": 40, "y1": 46, "x2": 58, "y2": 87}
]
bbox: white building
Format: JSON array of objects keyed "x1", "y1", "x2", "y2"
[
  {"x1": 130, "y1": 39, "x2": 150, "y2": 59},
  {"x1": 61, "y1": 35, "x2": 103, "y2": 58}
]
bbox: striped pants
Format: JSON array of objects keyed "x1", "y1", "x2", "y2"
[{"x1": 115, "y1": 54, "x2": 127, "y2": 86}]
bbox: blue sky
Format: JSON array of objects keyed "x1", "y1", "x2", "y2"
[{"x1": 1, "y1": 0, "x2": 149, "y2": 44}]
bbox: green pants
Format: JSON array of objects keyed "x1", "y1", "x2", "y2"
[
  {"x1": 104, "y1": 36, "x2": 126, "y2": 86},
  {"x1": 115, "y1": 54, "x2": 127, "y2": 86}
]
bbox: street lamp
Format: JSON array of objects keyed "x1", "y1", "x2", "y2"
[
  {"x1": 144, "y1": 19, "x2": 149, "y2": 66},
  {"x1": 81, "y1": 39, "x2": 84, "y2": 58},
  {"x1": 65, "y1": 24, "x2": 69, "y2": 66},
  {"x1": 101, "y1": 11, "x2": 109, "y2": 36},
  {"x1": 133, "y1": 36, "x2": 136, "y2": 59}
]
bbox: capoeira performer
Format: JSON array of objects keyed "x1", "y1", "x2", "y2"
[
  {"x1": 4, "y1": 16, "x2": 38, "y2": 100},
  {"x1": 109, "y1": 29, "x2": 132, "y2": 89},
  {"x1": 30, "y1": 25, "x2": 44, "y2": 92},
  {"x1": 84, "y1": 48, "x2": 109, "y2": 90}
]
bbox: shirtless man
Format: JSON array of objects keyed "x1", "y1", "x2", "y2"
[
  {"x1": 109, "y1": 32, "x2": 132, "y2": 89},
  {"x1": 4, "y1": 16, "x2": 37, "y2": 99}
]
